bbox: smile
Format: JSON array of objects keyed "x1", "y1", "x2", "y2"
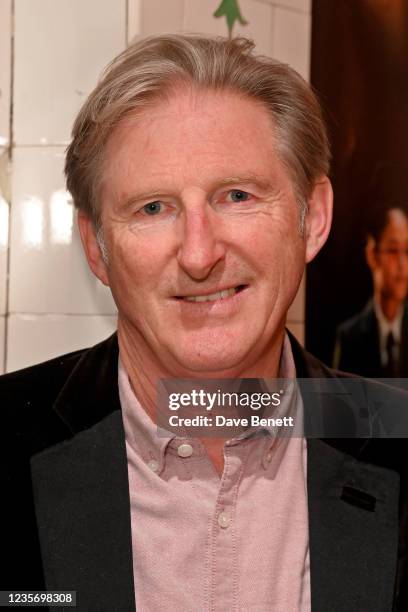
[{"x1": 176, "y1": 285, "x2": 246, "y2": 303}]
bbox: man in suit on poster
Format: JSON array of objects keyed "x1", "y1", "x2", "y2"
[
  {"x1": 1, "y1": 34, "x2": 408, "y2": 611},
  {"x1": 334, "y1": 203, "x2": 408, "y2": 378}
]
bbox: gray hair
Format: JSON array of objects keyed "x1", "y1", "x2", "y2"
[{"x1": 65, "y1": 33, "x2": 330, "y2": 229}]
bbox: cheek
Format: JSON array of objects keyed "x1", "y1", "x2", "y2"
[
  {"x1": 233, "y1": 210, "x2": 300, "y2": 252},
  {"x1": 109, "y1": 232, "x2": 176, "y2": 300},
  {"x1": 106, "y1": 239, "x2": 147, "y2": 294},
  {"x1": 241, "y1": 220, "x2": 304, "y2": 274},
  {"x1": 383, "y1": 264, "x2": 396, "y2": 281},
  {"x1": 259, "y1": 230, "x2": 304, "y2": 272}
]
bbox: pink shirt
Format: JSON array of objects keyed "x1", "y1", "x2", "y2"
[{"x1": 119, "y1": 334, "x2": 311, "y2": 611}]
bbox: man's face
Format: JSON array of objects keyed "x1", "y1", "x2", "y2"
[
  {"x1": 371, "y1": 209, "x2": 408, "y2": 303},
  {"x1": 88, "y1": 87, "x2": 319, "y2": 375}
]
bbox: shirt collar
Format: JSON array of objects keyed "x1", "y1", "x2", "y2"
[
  {"x1": 118, "y1": 331, "x2": 303, "y2": 473},
  {"x1": 119, "y1": 360, "x2": 174, "y2": 475},
  {"x1": 373, "y1": 298, "x2": 403, "y2": 340},
  {"x1": 258, "y1": 333, "x2": 304, "y2": 469}
]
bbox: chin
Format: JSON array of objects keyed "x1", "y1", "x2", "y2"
[
  {"x1": 171, "y1": 345, "x2": 250, "y2": 377},
  {"x1": 164, "y1": 325, "x2": 278, "y2": 377}
]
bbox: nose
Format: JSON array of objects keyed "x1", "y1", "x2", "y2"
[{"x1": 177, "y1": 205, "x2": 226, "y2": 280}]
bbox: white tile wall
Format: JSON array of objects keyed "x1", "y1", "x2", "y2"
[
  {"x1": 6, "y1": 314, "x2": 117, "y2": 372},
  {"x1": 9, "y1": 147, "x2": 116, "y2": 314},
  {"x1": 0, "y1": 316, "x2": 5, "y2": 373},
  {"x1": 0, "y1": 0, "x2": 11, "y2": 323},
  {"x1": 13, "y1": 0, "x2": 126, "y2": 145},
  {"x1": 128, "y1": 0, "x2": 184, "y2": 41},
  {"x1": 0, "y1": 0, "x2": 11, "y2": 148},
  {"x1": 272, "y1": 7, "x2": 311, "y2": 79},
  {"x1": 0, "y1": 150, "x2": 10, "y2": 315},
  {"x1": 2, "y1": 0, "x2": 311, "y2": 371},
  {"x1": 184, "y1": 0, "x2": 274, "y2": 55}
]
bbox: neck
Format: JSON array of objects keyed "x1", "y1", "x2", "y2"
[
  {"x1": 117, "y1": 318, "x2": 285, "y2": 426},
  {"x1": 376, "y1": 292, "x2": 401, "y2": 322},
  {"x1": 118, "y1": 320, "x2": 286, "y2": 477}
]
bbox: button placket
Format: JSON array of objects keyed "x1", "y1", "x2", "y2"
[{"x1": 209, "y1": 447, "x2": 240, "y2": 610}]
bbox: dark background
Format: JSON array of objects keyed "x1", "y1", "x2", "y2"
[{"x1": 306, "y1": 0, "x2": 408, "y2": 365}]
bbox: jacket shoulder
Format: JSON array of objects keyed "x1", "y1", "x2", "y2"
[
  {"x1": 0, "y1": 347, "x2": 91, "y2": 451},
  {"x1": 0, "y1": 347, "x2": 87, "y2": 403},
  {"x1": 337, "y1": 302, "x2": 376, "y2": 339},
  {"x1": 0, "y1": 333, "x2": 119, "y2": 451}
]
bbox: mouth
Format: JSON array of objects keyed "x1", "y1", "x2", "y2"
[{"x1": 175, "y1": 285, "x2": 247, "y2": 303}]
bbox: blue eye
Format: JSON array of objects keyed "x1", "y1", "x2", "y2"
[
  {"x1": 143, "y1": 201, "x2": 162, "y2": 215},
  {"x1": 230, "y1": 190, "x2": 250, "y2": 202}
]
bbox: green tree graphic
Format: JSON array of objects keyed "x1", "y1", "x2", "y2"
[{"x1": 213, "y1": 0, "x2": 248, "y2": 38}]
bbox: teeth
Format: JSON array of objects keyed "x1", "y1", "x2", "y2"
[{"x1": 185, "y1": 287, "x2": 237, "y2": 302}]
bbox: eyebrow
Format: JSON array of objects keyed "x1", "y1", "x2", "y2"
[
  {"x1": 116, "y1": 191, "x2": 167, "y2": 214},
  {"x1": 116, "y1": 174, "x2": 275, "y2": 212},
  {"x1": 216, "y1": 175, "x2": 274, "y2": 191}
]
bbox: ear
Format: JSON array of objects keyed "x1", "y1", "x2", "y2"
[
  {"x1": 305, "y1": 176, "x2": 333, "y2": 263},
  {"x1": 365, "y1": 235, "x2": 378, "y2": 272},
  {"x1": 78, "y1": 212, "x2": 110, "y2": 286}
]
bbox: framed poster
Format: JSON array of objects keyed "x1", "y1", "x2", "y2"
[{"x1": 307, "y1": 0, "x2": 408, "y2": 377}]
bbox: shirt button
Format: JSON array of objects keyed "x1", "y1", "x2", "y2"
[
  {"x1": 265, "y1": 451, "x2": 273, "y2": 463},
  {"x1": 218, "y1": 511, "x2": 230, "y2": 529},
  {"x1": 177, "y1": 443, "x2": 193, "y2": 458},
  {"x1": 147, "y1": 459, "x2": 159, "y2": 472}
]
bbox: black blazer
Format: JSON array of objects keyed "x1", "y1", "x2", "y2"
[
  {"x1": 1, "y1": 332, "x2": 408, "y2": 611},
  {"x1": 334, "y1": 300, "x2": 408, "y2": 378}
]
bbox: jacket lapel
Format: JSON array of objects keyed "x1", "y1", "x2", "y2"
[
  {"x1": 360, "y1": 300, "x2": 383, "y2": 376},
  {"x1": 289, "y1": 332, "x2": 401, "y2": 611},
  {"x1": 30, "y1": 334, "x2": 136, "y2": 611},
  {"x1": 400, "y1": 303, "x2": 408, "y2": 377}
]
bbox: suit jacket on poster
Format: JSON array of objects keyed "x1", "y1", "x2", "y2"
[
  {"x1": 334, "y1": 300, "x2": 408, "y2": 378},
  {"x1": 1, "y1": 332, "x2": 408, "y2": 611}
]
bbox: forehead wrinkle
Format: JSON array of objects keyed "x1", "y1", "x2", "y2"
[
  {"x1": 107, "y1": 87, "x2": 277, "y2": 160},
  {"x1": 100, "y1": 87, "x2": 291, "y2": 222}
]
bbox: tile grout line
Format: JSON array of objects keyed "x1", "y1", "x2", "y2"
[
  {"x1": 3, "y1": 0, "x2": 15, "y2": 373},
  {"x1": 11, "y1": 143, "x2": 70, "y2": 148}
]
